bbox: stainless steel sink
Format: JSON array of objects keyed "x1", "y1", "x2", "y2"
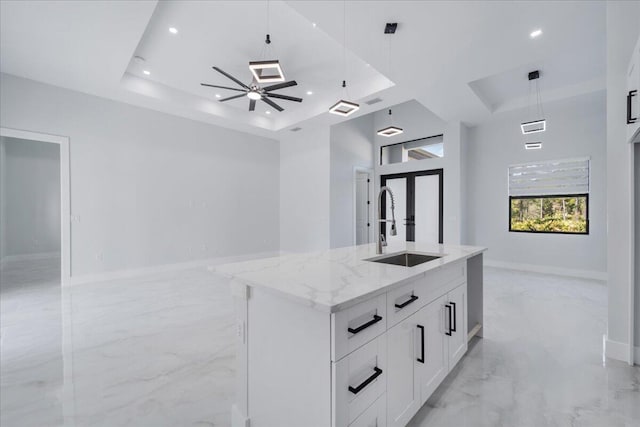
[{"x1": 365, "y1": 251, "x2": 442, "y2": 267}]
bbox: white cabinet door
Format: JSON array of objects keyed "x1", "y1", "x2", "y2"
[
  {"x1": 446, "y1": 283, "x2": 468, "y2": 368},
  {"x1": 386, "y1": 312, "x2": 420, "y2": 427},
  {"x1": 416, "y1": 295, "x2": 448, "y2": 405}
]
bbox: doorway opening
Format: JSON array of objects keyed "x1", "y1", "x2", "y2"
[
  {"x1": 381, "y1": 169, "x2": 443, "y2": 244},
  {"x1": 0, "y1": 128, "x2": 70, "y2": 286}
]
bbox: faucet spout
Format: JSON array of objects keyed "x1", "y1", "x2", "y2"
[{"x1": 377, "y1": 186, "x2": 397, "y2": 254}]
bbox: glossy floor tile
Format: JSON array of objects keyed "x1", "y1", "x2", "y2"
[{"x1": 1, "y1": 260, "x2": 638, "y2": 426}]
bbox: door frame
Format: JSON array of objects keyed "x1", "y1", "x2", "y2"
[
  {"x1": 0, "y1": 127, "x2": 71, "y2": 286},
  {"x1": 380, "y1": 168, "x2": 443, "y2": 244},
  {"x1": 353, "y1": 167, "x2": 374, "y2": 245}
]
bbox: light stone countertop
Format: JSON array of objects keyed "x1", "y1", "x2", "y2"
[{"x1": 212, "y1": 241, "x2": 487, "y2": 313}]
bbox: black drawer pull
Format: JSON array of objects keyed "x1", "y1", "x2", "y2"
[
  {"x1": 450, "y1": 301, "x2": 457, "y2": 332},
  {"x1": 395, "y1": 294, "x2": 419, "y2": 309},
  {"x1": 348, "y1": 367, "x2": 383, "y2": 394},
  {"x1": 417, "y1": 325, "x2": 425, "y2": 364},
  {"x1": 348, "y1": 314, "x2": 382, "y2": 334},
  {"x1": 445, "y1": 304, "x2": 452, "y2": 336},
  {"x1": 628, "y1": 90, "x2": 637, "y2": 124}
]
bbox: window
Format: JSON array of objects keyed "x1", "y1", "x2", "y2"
[
  {"x1": 380, "y1": 135, "x2": 444, "y2": 165},
  {"x1": 508, "y1": 158, "x2": 589, "y2": 234}
]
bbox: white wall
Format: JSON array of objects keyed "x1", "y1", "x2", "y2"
[
  {"x1": 466, "y1": 91, "x2": 606, "y2": 275},
  {"x1": 1, "y1": 137, "x2": 61, "y2": 258},
  {"x1": 373, "y1": 100, "x2": 464, "y2": 244},
  {"x1": 329, "y1": 114, "x2": 374, "y2": 248},
  {"x1": 0, "y1": 73, "x2": 280, "y2": 278},
  {"x1": 635, "y1": 144, "x2": 640, "y2": 349},
  {"x1": 605, "y1": 1, "x2": 640, "y2": 361},
  {"x1": 279, "y1": 125, "x2": 330, "y2": 253}
]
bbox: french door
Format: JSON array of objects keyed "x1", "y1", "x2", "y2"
[{"x1": 381, "y1": 169, "x2": 443, "y2": 244}]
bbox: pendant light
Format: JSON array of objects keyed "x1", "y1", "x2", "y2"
[
  {"x1": 377, "y1": 109, "x2": 403, "y2": 137},
  {"x1": 249, "y1": 1, "x2": 285, "y2": 83},
  {"x1": 521, "y1": 70, "x2": 546, "y2": 134},
  {"x1": 329, "y1": 0, "x2": 359, "y2": 116},
  {"x1": 377, "y1": 24, "x2": 403, "y2": 136}
]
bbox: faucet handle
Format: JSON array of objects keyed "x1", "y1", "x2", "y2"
[{"x1": 380, "y1": 234, "x2": 387, "y2": 247}]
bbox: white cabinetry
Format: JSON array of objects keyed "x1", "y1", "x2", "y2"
[{"x1": 628, "y1": 34, "x2": 640, "y2": 143}]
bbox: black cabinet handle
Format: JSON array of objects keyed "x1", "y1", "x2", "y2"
[
  {"x1": 348, "y1": 367, "x2": 383, "y2": 394},
  {"x1": 628, "y1": 90, "x2": 637, "y2": 124},
  {"x1": 348, "y1": 314, "x2": 382, "y2": 335},
  {"x1": 450, "y1": 302, "x2": 457, "y2": 332},
  {"x1": 417, "y1": 325, "x2": 425, "y2": 364},
  {"x1": 445, "y1": 304, "x2": 452, "y2": 336},
  {"x1": 395, "y1": 294, "x2": 419, "y2": 309}
]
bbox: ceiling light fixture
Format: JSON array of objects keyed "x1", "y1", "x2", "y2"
[
  {"x1": 143, "y1": 70, "x2": 151, "y2": 75},
  {"x1": 377, "y1": 109, "x2": 403, "y2": 137},
  {"x1": 247, "y1": 91, "x2": 262, "y2": 100},
  {"x1": 266, "y1": 110, "x2": 271, "y2": 114},
  {"x1": 329, "y1": 0, "x2": 359, "y2": 116},
  {"x1": 249, "y1": 2, "x2": 285, "y2": 83},
  {"x1": 521, "y1": 70, "x2": 546, "y2": 134},
  {"x1": 169, "y1": 27, "x2": 178, "y2": 34},
  {"x1": 306, "y1": 91, "x2": 313, "y2": 95},
  {"x1": 530, "y1": 29, "x2": 542, "y2": 39},
  {"x1": 215, "y1": 94, "x2": 221, "y2": 98},
  {"x1": 525, "y1": 142, "x2": 542, "y2": 150}
]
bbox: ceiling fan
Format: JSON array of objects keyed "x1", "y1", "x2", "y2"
[{"x1": 201, "y1": 67, "x2": 302, "y2": 112}]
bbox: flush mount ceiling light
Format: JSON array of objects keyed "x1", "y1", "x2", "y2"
[
  {"x1": 377, "y1": 109, "x2": 403, "y2": 137},
  {"x1": 521, "y1": 70, "x2": 546, "y2": 134},
  {"x1": 525, "y1": 142, "x2": 543, "y2": 150},
  {"x1": 329, "y1": 1, "x2": 360, "y2": 116}
]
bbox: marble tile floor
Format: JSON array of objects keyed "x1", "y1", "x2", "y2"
[{"x1": 1, "y1": 259, "x2": 638, "y2": 426}]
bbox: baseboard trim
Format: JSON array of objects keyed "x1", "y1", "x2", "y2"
[
  {"x1": 484, "y1": 259, "x2": 607, "y2": 281},
  {"x1": 605, "y1": 336, "x2": 631, "y2": 363},
  {"x1": 1, "y1": 251, "x2": 61, "y2": 265},
  {"x1": 69, "y1": 250, "x2": 282, "y2": 286}
]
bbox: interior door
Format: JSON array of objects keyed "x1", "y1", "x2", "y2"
[
  {"x1": 386, "y1": 311, "x2": 420, "y2": 427},
  {"x1": 381, "y1": 169, "x2": 443, "y2": 244},
  {"x1": 416, "y1": 295, "x2": 448, "y2": 405},
  {"x1": 446, "y1": 283, "x2": 468, "y2": 368},
  {"x1": 355, "y1": 171, "x2": 371, "y2": 245}
]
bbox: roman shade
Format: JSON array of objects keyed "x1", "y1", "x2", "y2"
[{"x1": 508, "y1": 157, "x2": 590, "y2": 197}]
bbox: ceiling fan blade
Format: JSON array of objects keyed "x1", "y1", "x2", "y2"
[
  {"x1": 262, "y1": 80, "x2": 297, "y2": 91},
  {"x1": 262, "y1": 97, "x2": 284, "y2": 112},
  {"x1": 249, "y1": 99, "x2": 256, "y2": 111},
  {"x1": 219, "y1": 93, "x2": 247, "y2": 102},
  {"x1": 212, "y1": 67, "x2": 250, "y2": 90},
  {"x1": 200, "y1": 83, "x2": 245, "y2": 92},
  {"x1": 265, "y1": 93, "x2": 303, "y2": 102}
]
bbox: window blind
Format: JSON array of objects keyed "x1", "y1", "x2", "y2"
[{"x1": 508, "y1": 157, "x2": 590, "y2": 197}]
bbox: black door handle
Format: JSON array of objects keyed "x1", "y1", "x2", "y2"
[
  {"x1": 417, "y1": 325, "x2": 425, "y2": 363},
  {"x1": 348, "y1": 367, "x2": 383, "y2": 394},
  {"x1": 445, "y1": 304, "x2": 452, "y2": 336},
  {"x1": 348, "y1": 314, "x2": 383, "y2": 335},
  {"x1": 395, "y1": 294, "x2": 419, "y2": 309},
  {"x1": 628, "y1": 90, "x2": 637, "y2": 124},
  {"x1": 450, "y1": 302, "x2": 457, "y2": 332}
]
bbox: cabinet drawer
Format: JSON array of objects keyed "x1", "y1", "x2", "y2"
[
  {"x1": 333, "y1": 334, "x2": 387, "y2": 427},
  {"x1": 332, "y1": 294, "x2": 386, "y2": 361},
  {"x1": 349, "y1": 393, "x2": 386, "y2": 427}
]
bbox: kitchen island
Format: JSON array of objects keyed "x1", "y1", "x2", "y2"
[{"x1": 214, "y1": 241, "x2": 486, "y2": 427}]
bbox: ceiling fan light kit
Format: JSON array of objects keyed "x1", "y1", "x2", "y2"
[
  {"x1": 329, "y1": 99, "x2": 360, "y2": 116},
  {"x1": 249, "y1": 59, "x2": 285, "y2": 83}
]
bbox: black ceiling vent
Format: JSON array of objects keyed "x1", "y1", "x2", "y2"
[
  {"x1": 384, "y1": 23, "x2": 398, "y2": 34},
  {"x1": 528, "y1": 70, "x2": 540, "y2": 80},
  {"x1": 290, "y1": 127, "x2": 302, "y2": 132},
  {"x1": 365, "y1": 97, "x2": 383, "y2": 105}
]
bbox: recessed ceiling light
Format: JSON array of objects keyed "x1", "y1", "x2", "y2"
[
  {"x1": 525, "y1": 142, "x2": 542, "y2": 150},
  {"x1": 143, "y1": 70, "x2": 151, "y2": 76},
  {"x1": 530, "y1": 29, "x2": 542, "y2": 39},
  {"x1": 312, "y1": 22, "x2": 317, "y2": 28},
  {"x1": 306, "y1": 91, "x2": 313, "y2": 95},
  {"x1": 265, "y1": 111, "x2": 271, "y2": 115},
  {"x1": 215, "y1": 94, "x2": 221, "y2": 98},
  {"x1": 169, "y1": 27, "x2": 178, "y2": 34}
]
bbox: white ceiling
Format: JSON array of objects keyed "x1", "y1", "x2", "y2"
[{"x1": 0, "y1": 0, "x2": 607, "y2": 136}]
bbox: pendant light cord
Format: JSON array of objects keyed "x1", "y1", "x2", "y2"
[{"x1": 342, "y1": 0, "x2": 350, "y2": 98}]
